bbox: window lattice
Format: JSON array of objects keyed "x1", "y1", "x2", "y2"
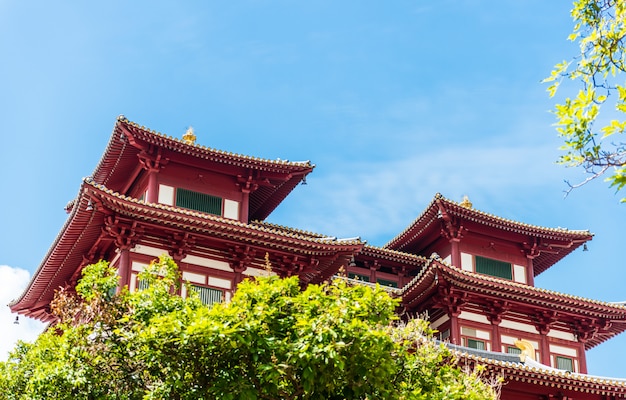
[
  {"x1": 475, "y1": 256, "x2": 512, "y2": 280},
  {"x1": 556, "y1": 356, "x2": 574, "y2": 372},
  {"x1": 175, "y1": 188, "x2": 222, "y2": 216},
  {"x1": 191, "y1": 285, "x2": 224, "y2": 306},
  {"x1": 466, "y1": 338, "x2": 486, "y2": 350}
]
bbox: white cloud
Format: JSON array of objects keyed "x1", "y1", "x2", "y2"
[
  {"x1": 0, "y1": 265, "x2": 46, "y2": 361},
  {"x1": 271, "y1": 142, "x2": 566, "y2": 246}
]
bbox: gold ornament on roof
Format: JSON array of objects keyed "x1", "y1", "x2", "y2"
[
  {"x1": 514, "y1": 339, "x2": 536, "y2": 362},
  {"x1": 183, "y1": 126, "x2": 196, "y2": 145},
  {"x1": 459, "y1": 195, "x2": 473, "y2": 209}
]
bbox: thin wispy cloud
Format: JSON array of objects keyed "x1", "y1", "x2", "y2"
[{"x1": 272, "y1": 142, "x2": 563, "y2": 245}]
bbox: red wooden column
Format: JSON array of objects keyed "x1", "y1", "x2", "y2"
[
  {"x1": 439, "y1": 287, "x2": 465, "y2": 345},
  {"x1": 486, "y1": 301, "x2": 508, "y2": 353},
  {"x1": 236, "y1": 174, "x2": 262, "y2": 223},
  {"x1": 240, "y1": 193, "x2": 250, "y2": 223},
  {"x1": 573, "y1": 321, "x2": 600, "y2": 374},
  {"x1": 449, "y1": 313, "x2": 461, "y2": 345},
  {"x1": 146, "y1": 171, "x2": 159, "y2": 204},
  {"x1": 118, "y1": 247, "x2": 131, "y2": 291},
  {"x1": 450, "y1": 239, "x2": 461, "y2": 268},
  {"x1": 368, "y1": 260, "x2": 379, "y2": 283},
  {"x1": 577, "y1": 342, "x2": 588, "y2": 374},
  {"x1": 138, "y1": 150, "x2": 166, "y2": 204},
  {"x1": 440, "y1": 217, "x2": 465, "y2": 269},
  {"x1": 525, "y1": 256, "x2": 535, "y2": 287},
  {"x1": 104, "y1": 216, "x2": 141, "y2": 293},
  {"x1": 534, "y1": 311, "x2": 556, "y2": 367},
  {"x1": 522, "y1": 244, "x2": 539, "y2": 287},
  {"x1": 229, "y1": 245, "x2": 254, "y2": 287}
]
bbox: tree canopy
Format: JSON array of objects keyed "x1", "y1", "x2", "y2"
[
  {"x1": 0, "y1": 256, "x2": 498, "y2": 399},
  {"x1": 545, "y1": 0, "x2": 626, "y2": 200}
]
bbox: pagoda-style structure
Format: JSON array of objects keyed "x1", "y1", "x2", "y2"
[{"x1": 10, "y1": 117, "x2": 626, "y2": 399}]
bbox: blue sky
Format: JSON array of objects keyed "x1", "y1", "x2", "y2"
[{"x1": 1, "y1": 1, "x2": 625, "y2": 377}]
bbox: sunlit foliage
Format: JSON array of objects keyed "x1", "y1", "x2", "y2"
[
  {"x1": 545, "y1": 0, "x2": 626, "y2": 200},
  {"x1": 0, "y1": 256, "x2": 498, "y2": 399}
]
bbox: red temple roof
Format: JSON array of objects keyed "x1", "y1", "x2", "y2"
[
  {"x1": 93, "y1": 116, "x2": 315, "y2": 221},
  {"x1": 456, "y1": 348, "x2": 626, "y2": 398},
  {"x1": 385, "y1": 194, "x2": 593, "y2": 276},
  {"x1": 9, "y1": 180, "x2": 362, "y2": 322},
  {"x1": 400, "y1": 258, "x2": 626, "y2": 349}
]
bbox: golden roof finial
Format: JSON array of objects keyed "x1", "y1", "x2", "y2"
[
  {"x1": 182, "y1": 126, "x2": 196, "y2": 145},
  {"x1": 514, "y1": 339, "x2": 536, "y2": 362},
  {"x1": 459, "y1": 195, "x2": 473, "y2": 209}
]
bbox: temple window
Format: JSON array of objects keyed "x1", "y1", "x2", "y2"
[
  {"x1": 348, "y1": 272, "x2": 370, "y2": 282},
  {"x1": 461, "y1": 327, "x2": 490, "y2": 350},
  {"x1": 438, "y1": 329, "x2": 450, "y2": 341},
  {"x1": 190, "y1": 284, "x2": 224, "y2": 306},
  {"x1": 376, "y1": 278, "x2": 398, "y2": 288},
  {"x1": 475, "y1": 256, "x2": 512, "y2": 280},
  {"x1": 137, "y1": 279, "x2": 149, "y2": 291},
  {"x1": 555, "y1": 355, "x2": 574, "y2": 372},
  {"x1": 507, "y1": 346, "x2": 522, "y2": 355},
  {"x1": 465, "y1": 338, "x2": 486, "y2": 350},
  {"x1": 176, "y1": 188, "x2": 222, "y2": 216}
]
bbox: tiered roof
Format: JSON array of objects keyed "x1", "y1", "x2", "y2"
[
  {"x1": 10, "y1": 180, "x2": 363, "y2": 321},
  {"x1": 385, "y1": 194, "x2": 593, "y2": 275},
  {"x1": 400, "y1": 257, "x2": 626, "y2": 349},
  {"x1": 95, "y1": 116, "x2": 315, "y2": 221},
  {"x1": 451, "y1": 344, "x2": 626, "y2": 398}
]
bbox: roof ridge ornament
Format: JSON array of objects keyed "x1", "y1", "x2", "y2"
[
  {"x1": 182, "y1": 126, "x2": 196, "y2": 145},
  {"x1": 459, "y1": 195, "x2": 473, "y2": 209},
  {"x1": 514, "y1": 339, "x2": 536, "y2": 362}
]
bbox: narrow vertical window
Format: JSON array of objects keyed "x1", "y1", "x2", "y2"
[
  {"x1": 191, "y1": 285, "x2": 224, "y2": 306},
  {"x1": 556, "y1": 356, "x2": 574, "y2": 372}
]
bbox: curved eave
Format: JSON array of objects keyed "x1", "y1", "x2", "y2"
[
  {"x1": 360, "y1": 244, "x2": 429, "y2": 266},
  {"x1": 10, "y1": 180, "x2": 361, "y2": 322},
  {"x1": 9, "y1": 191, "x2": 104, "y2": 322},
  {"x1": 250, "y1": 220, "x2": 331, "y2": 240},
  {"x1": 385, "y1": 194, "x2": 592, "y2": 275},
  {"x1": 87, "y1": 181, "x2": 363, "y2": 255},
  {"x1": 91, "y1": 116, "x2": 315, "y2": 221},
  {"x1": 457, "y1": 352, "x2": 626, "y2": 396},
  {"x1": 400, "y1": 260, "x2": 626, "y2": 349}
]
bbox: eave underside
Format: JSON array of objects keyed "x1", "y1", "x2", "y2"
[
  {"x1": 10, "y1": 183, "x2": 360, "y2": 322},
  {"x1": 401, "y1": 262, "x2": 626, "y2": 349}
]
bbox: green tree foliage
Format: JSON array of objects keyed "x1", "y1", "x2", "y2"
[
  {"x1": 545, "y1": 0, "x2": 626, "y2": 200},
  {"x1": 0, "y1": 256, "x2": 498, "y2": 399}
]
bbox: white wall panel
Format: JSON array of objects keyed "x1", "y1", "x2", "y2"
[{"x1": 158, "y1": 184, "x2": 174, "y2": 206}]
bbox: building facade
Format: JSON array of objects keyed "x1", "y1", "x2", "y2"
[{"x1": 10, "y1": 117, "x2": 626, "y2": 399}]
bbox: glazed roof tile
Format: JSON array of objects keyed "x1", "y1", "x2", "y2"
[
  {"x1": 116, "y1": 115, "x2": 314, "y2": 169},
  {"x1": 92, "y1": 116, "x2": 315, "y2": 221},
  {"x1": 385, "y1": 194, "x2": 592, "y2": 275},
  {"x1": 86, "y1": 179, "x2": 365, "y2": 248},
  {"x1": 361, "y1": 244, "x2": 429, "y2": 264},
  {"x1": 400, "y1": 256, "x2": 626, "y2": 313},
  {"x1": 387, "y1": 193, "x2": 591, "y2": 248},
  {"x1": 399, "y1": 257, "x2": 626, "y2": 349},
  {"x1": 451, "y1": 345, "x2": 626, "y2": 393},
  {"x1": 249, "y1": 221, "x2": 331, "y2": 239}
]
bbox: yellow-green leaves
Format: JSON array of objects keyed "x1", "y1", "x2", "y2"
[
  {"x1": 0, "y1": 258, "x2": 498, "y2": 400},
  {"x1": 546, "y1": 0, "x2": 626, "y2": 201}
]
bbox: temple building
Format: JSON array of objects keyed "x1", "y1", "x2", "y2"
[{"x1": 10, "y1": 116, "x2": 626, "y2": 399}]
